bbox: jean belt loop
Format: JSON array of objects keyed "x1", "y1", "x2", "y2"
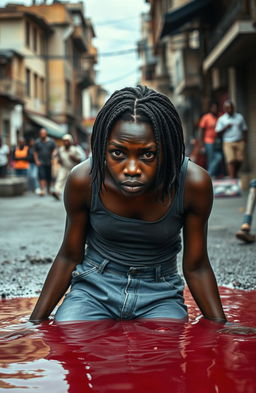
[
  {"x1": 97, "y1": 258, "x2": 110, "y2": 274},
  {"x1": 155, "y1": 265, "x2": 161, "y2": 282}
]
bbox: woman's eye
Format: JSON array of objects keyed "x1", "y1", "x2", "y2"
[
  {"x1": 111, "y1": 150, "x2": 124, "y2": 158},
  {"x1": 142, "y1": 151, "x2": 156, "y2": 160}
]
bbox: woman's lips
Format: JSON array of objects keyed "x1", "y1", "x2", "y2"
[{"x1": 121, "y1": 181, "x2": 144, "y2": 193}]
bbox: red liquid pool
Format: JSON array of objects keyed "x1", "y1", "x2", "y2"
[{"x1": 0, "y1": 287, "x2": 256, "y2": 393}]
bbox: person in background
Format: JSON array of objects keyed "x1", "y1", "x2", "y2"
[
  {"x1": 0, "y1": 136, "x2": 10, "y2": 178},
  {"x1": 198, "y1": 103, "x2": 222, "y2": 177},
  {"x1": 12, "y1": 137, "x2": 29, "y2": 177},
  {"x1": 215, "y1": 100, "x2": 247, "y2": 179},
  {"x1": 34, "y1": 128, "x2": 56, "y2": 196},
  {"x1": 236, "y1": 179, "x2": 256, "y2": 243},
  {"x1": 52, "y1": 134, "x2": 82, "y2": 200},
  {"x1": 27, "y1": 138, "x2": 40, "y2": 194},
  {"x1": 73, "y1": 138, "x2": 87, "y2": 162}
]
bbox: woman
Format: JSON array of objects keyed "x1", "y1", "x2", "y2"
[
  {"x1": 12, "y1": 138, "x2": 29, "y2": 177},
  {"x1": 30, "y1": 86, "x2": 226, "y2": 323}
]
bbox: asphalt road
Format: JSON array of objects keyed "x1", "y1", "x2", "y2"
[{"x1": 0, "y1": 190, "x2": 255, "y2": 298}]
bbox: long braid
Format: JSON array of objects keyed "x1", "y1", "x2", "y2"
[{"x1": 90, "y1": 85, "x2": 185, "y2": 198}]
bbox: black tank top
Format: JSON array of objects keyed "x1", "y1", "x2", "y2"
[{"x1": 86, "y1": 157, "x2": 189, "y2": 266}]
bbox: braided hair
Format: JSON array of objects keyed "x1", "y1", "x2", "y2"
[{"x1": 90, "y1": 85, "x2": 185, "y2": 198}]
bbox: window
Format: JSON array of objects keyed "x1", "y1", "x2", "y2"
[
  {"x1": 0, "y1": 64, "x2": 6, "y2": 79},
  {"x1": 33, "y1": 27, "x2": 37, "y2": 52},
  {"x1": 39, "y1": 33, "x2": 45, "y2": 56},
  {"x1": 3, "y1": 119, "x2": 10, "y2": 145},
  {"x1": 26, "y1": 68, "x2": 31, "y2": 97},
  {"x1": 64, "y1": 39, "x2": 72, "y2": 61},
  {"x1": 25, "y1": 21, "x2": 30, "y2": 48},
  {"x1": 65, "y1": 80, "x2": 71, "y2": 103},
  {"x1": 40, "y1": 77, "x2": 45, "y2": 102},
  {"x1": 64, "y1": 40, "x2": 68, "y2": 59},
  {"x1": 34, "y1": 73, "x2": 38, "y2": 98}
]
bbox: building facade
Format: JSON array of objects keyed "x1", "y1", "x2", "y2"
[
  {"x1": 0, "y1": 2, "x2": 98, "y2": 146},
  {"x1": 0, "y1": 7, "x2": 52, "y2": 144},
  {"x1": 139, "y1": 0, "x2": 256, "y2": 180}
]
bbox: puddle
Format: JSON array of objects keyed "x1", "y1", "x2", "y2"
[{"x1": 0, "y1": 287, "x2": 256, "y2": 393}]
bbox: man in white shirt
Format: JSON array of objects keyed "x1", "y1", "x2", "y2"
[
  {"x1": 52, "y1": 134, "x2": 82, "y2": 200},
  {"x1": 215, "y1": 100, "x2": 247, "y2": 179}
]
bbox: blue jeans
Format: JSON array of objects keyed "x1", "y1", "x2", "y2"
[
  {"x1": 205, "y1": 143, "x2": 223, "y2": 177},
  {"x1": 55, "y1": 249, "x2": 187, "y2": 322},
  {"x1": 15, "y1": 168, "x2": 28, "y2": 177},
  {"x1": 27, "y1": 163, "x2": 39, "y2": 191}
]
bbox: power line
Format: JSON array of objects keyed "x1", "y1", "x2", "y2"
[
  {"x1": 15, "y1": 38, "x2": 192, "y2": 59},
  {"x1": 95, "y1": 16, "x2": 138, "y2": 26},
  {"x1": 99, "y1": 48, "x2": 137, "y2": 57},
  {"x1": 22, "y1": 47, "x2": 139, "y2": 60},
  {"x1": 99, "y1": 67, "x2": 139, "y2": 86}
]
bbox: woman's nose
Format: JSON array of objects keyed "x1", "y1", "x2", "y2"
[{"x1": 123, "y1": 159, "x2": 141, "y2": 176}]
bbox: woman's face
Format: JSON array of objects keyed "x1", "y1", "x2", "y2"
[{"x1": 106, "y1": 120, "x2": 158, "y2": 196}]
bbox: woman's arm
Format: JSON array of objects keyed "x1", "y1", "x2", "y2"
[
  {"x1": 30, "y1": 160, "x2": 92, "y2": 322},
  {"x1": 182, "y1": 161, "x2": 226, "y2": 322}
]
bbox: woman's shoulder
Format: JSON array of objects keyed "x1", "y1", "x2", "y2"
[
  {"x1": 65, "y1": 158, "x2": 92, "y2": 208},
  {"x1": 186, "y1": 160, "x2": 211, "y2": 186},
  {"x1": 184, "y1": 160, "x2": 213, "y2": 212},
  {"x1": 70, "y1": 157, "x2": 91, "y2": 176}
]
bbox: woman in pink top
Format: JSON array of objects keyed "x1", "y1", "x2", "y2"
[{"x1": 198, "y1": 103, "x2": 223, "y2": 177}]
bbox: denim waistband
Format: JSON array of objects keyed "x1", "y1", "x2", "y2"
[{"x1": 83, "y1": 248, "x2": 178, "y2": 281}]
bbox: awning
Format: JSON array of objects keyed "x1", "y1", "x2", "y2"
[
  {"x1": 27, "y1": 113, "x2": 65, "y2": 139},
  {"x1": 161, "y1": 0, "x2": 213, "y2": 38},
  {"x1": 0, "y1": 49, "x2": 23, "y2": 59}
]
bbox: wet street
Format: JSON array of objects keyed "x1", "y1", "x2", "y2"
[{"x1": 0, "y1": 190, "x2": 255, "y2": 298}]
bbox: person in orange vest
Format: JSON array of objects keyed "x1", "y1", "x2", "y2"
[{"x1": 12, "y1": 137, "x2": 29, "y2": 177}]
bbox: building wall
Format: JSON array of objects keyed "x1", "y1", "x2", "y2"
[
  {"x1": 0, "y1": 2, "x2": 98, "y2": 146},
  {"x1": 24, "y1": 5, "x2": 72, "y2": 126},
  {"x1": 0, "y1": 16, "x2": 47, "y2": 142},
  {"x1": 47, "y1": 25, "x2": 73, "y2": 122},
  {"x1": 11, "y1": 56, "x2": 23, "y2": 83},
  {"x1": 0, "y1": 19, "x2": 22, "y2": 50},
  {"x1": 23, "y1": 16, "x2": 48, "y2": 114},
  {"x1": 24, "y1": 2, "x2": 97, "y2": 136}
]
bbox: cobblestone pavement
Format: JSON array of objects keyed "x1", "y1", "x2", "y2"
[{"x1": 0, "y1": 190, "x2": 255, "y2": 298}]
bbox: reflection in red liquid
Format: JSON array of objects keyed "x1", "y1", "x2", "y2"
[{"x1": 0, "y1": 287, "x2": 256, "y2": 393}]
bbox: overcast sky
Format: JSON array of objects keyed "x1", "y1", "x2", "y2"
[
  {"x1": 86, "y1": 0, "x2": 149, "y2": 95},
  {"x1": 1, "y1": 0, "x2": 149, "y2": 96}
]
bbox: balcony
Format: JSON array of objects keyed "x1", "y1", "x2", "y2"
[
  {"x1": 76, "y1": 70, "x2": 95, "y2": 89},
  {"x1": 207, "y1": 0, "x2": 251, "y2": 54},
  {"x1": 76, "y1": 58, "x2": 96, "y2": 88},
  {"x1": 140, "y1": 63, "x2": 156, "y2": 81},
  {"x1": 203, "y1": 0, "x2": 256, "y2": 71},
  {"x1": 73, "y1": 26, "x2": 87, "y2": 51},
  {"x1": 0, "y1": 78, "x2": 25, "y2": 103}
]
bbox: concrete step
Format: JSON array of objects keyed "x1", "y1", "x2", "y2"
[{"x1": 0, "y1": 176, "x2": 27, "y2": 197}]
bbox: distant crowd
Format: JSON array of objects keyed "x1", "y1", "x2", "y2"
[
  {"x1": 0, "y1": 128, "x2": 89, "y2": 201},
  {"x1": 189, "y1": 99, "x2": 247, "y2": 180},
  {"x1": 189, "y1": 99, "x2": 255, "y2": 243}
]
